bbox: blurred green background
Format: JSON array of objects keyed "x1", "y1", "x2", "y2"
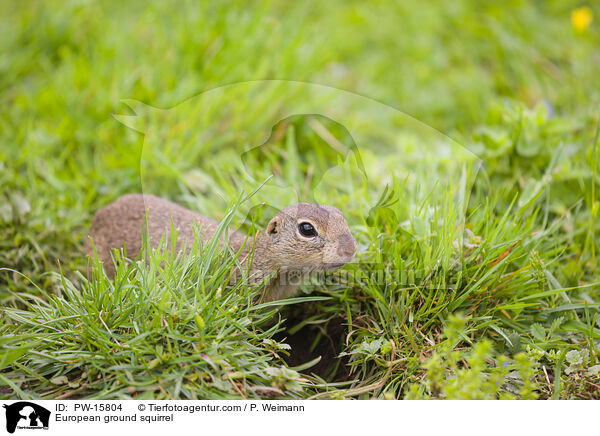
[{"x1": 2, "y1": 0, "x2": 598, "y2": 278}]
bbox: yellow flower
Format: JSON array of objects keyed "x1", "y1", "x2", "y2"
[{"x1": 572, "y1": 6, "x2": 593, "y2": 32}]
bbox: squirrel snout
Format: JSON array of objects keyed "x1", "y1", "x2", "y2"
[{"x1": 337, "y1": 234, "x2": 358, "y2": 259}]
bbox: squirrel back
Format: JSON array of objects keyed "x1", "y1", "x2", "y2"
[{"x1": 85, "y1": 194, "x2": 357, "y2": 301}]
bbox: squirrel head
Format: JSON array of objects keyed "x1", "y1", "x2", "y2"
[{"x1": 262, "y1": 202, "x2": 357, "y2": 271}]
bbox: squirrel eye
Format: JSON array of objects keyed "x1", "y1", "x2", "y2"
[{"x1": 298, "y1": 222, "x2": 317, "y2": 237}]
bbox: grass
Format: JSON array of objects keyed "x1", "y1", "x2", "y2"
[{"x1": 1, "y1": 0, "x2": 600, "y2": 399}]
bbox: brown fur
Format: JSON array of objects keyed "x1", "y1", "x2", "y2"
[{"x1": 85, "y1": 194, "x2": 357, "y2": 301}]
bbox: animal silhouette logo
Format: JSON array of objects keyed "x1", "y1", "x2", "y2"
[
  {"x1": 114, "y1": 80, "x2": 481, "y2": 243},
  {"x1": 2, "y1": 402, "x2": 50, "y2": 433},
  {"x1": 110, "y1": 80, "x2": 482, "y2": 281}
]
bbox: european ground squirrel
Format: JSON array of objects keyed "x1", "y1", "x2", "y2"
[{"x1": 85, "y1": 194, "x2": 357, "y2": 301}]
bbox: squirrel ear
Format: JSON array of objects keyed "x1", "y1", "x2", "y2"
[{"x1": 267, "y1": 219, "x2": 278, "y2": 235}]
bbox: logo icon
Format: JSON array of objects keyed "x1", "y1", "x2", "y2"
[{"x1": 2, "y1": 402, "x2": 50, "y2": 434}]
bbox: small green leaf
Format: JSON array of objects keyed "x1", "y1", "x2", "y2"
[
  {"x1": 381, "y1": 340, "x2": 392, "y2": 355},
  {"x1": 586, "y1": 365, "x2": 600, "y2": 377},
  {"x1": 565, "y1": 350, "x2": 582, "y2": 365},
  {"x1": 530, "y1": 324, "x2": 546, "y2": 342},
  {"x1": 0, "y1": 342, "x2": 39, "y2": 370}
]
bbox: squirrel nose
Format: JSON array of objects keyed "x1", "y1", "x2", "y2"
[{"x1": 337, "y1": 234, "x2": 357, "y2": 258}]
